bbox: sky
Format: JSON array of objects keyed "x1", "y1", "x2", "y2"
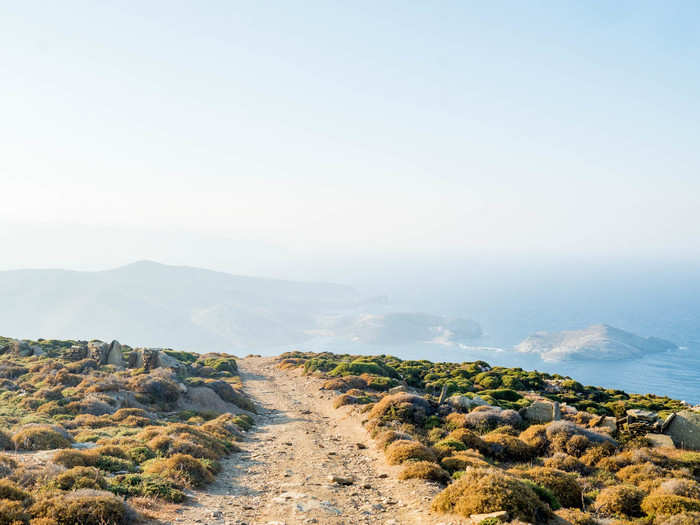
[{"x1": 1, "y1": 1, "x2": 700, "y2": 280}]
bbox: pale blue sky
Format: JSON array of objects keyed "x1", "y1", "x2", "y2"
[{"x1": 1, "y1": 1, "x2": 699, "y2": 276}]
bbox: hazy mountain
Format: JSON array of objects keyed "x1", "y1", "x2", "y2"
[
  {"x1": 0, "y1": 261, "x2": 364, "y2": 350},
  {"x1": 515, "y1": 324, "x2": 678, "y2": 361},
  {"x1": 0, "y1": 261, "x2": 483, "y2": 352}
]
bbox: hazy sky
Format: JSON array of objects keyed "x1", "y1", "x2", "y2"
[{"x1": 2, "y1": 1, "x2": 699, "y2": 277}]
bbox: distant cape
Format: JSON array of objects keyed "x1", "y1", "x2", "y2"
[{"x1": 515, "y1": 324, "x2": 678, "y2": 361}]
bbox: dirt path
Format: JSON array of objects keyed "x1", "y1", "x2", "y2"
[{"x1": 175, "y1": 357, "x2": 461, "y2": 525}]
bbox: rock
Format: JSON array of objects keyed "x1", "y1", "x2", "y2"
[
  {"x1": 328, "y1": 474, "x2": 354, "y2": 485},
  {"x1": 105, "y1": 341, "x2": 124, "y2": 367},
  {"x1": 627, "y1": 409, "x2": 658, "y2": 422},
  {"x1": 447, "y1": 395, "x2": 474, "y2": 411},
  {"x1": 646, "y1": 433, "x2": 675, "y2": 448},
  {"x1": 662, "y1": 412, "x2": 676, "y2": 432},
  {"x1": 665, "y1": 410, "x2": 700, "y2": 450},
  {"x1": 11, "y1": 340, "x2": 33, "y2": 357},
  {"x1": 388, "y1": 386, "x2": 409, "y2": 394},
  {"x1": 523, "y1": 400, "x2": 559, "y2": 423},
  {"x1": 156, "y1": 350, "x2": 184, "y2": 369},
  {"x1": 88, "y1": 340, "x2": 110, "y2": 364},
  {"x1": 66, "y1": 344, "x2": 88, "y2": 360},
  {"x1": 470, "y1": 511, "x2": 508, "y2": 524}
]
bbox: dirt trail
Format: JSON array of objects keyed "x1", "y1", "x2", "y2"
[{"x1": 175, "y1": 357, "x2": 461, "y2": 525}]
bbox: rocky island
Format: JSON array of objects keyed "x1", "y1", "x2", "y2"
[{"x1": 515, "y1": 324, "x2": 678, "y2": 362}]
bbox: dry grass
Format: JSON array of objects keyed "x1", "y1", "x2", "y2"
[
  {"x1": 518, "y1": 466, "x2": 583, "y2": 509},
  {"x1": 431, "y1": 468, "x2": 551, "y2": 523},
  {"x1": 385, "y1": 440, "x2": 436, "y2": 465},
  {"x1": 595, "y1": 485, "x2": 645, "y2": 517},
  {"x1": 398, "y1": 461, "x2": 451, "y2": 484}
]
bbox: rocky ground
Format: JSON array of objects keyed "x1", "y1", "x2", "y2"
[{"x1": 172, "y1": 357, "x2": 465, "y2": 525}]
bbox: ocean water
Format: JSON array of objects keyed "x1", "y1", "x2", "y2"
[{"x1": 258, "y1": 337, "x2": 700, "y2": 405}]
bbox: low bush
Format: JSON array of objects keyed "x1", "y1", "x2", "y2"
[
  {"x1": 13, "y1": 425, "x2": 72, "y2": 450},
  {"x1": 431, "y1": 468, "x2": 551, "y2": 523},
  {"x1": 0, "y1": 500, "x2": 29, "y2": 524},
  {"x1": 544, "y1": 453, "x2": 589, "y2": 475},
  {"x1": 110, "y1": 473, "x2": 185, "y2": 503},
  {"x1": 385, "y1": 440, "x2": 436, "y2": 465},
  {"x1": 374, "y1": 430, "x2": 412, "y2": 449},
  {"x1": 481, "y1": 433, "x2": 535, "y2": 462},
  {"x1": 554, "y1": 508, "x2": 597, "y2": 525},
  {"x1": 595, "y1": 485, "x2": 645, "y2": 517},
  {"x1": 641, "y1": 494, "x2": 700, "y2": 516},
  {"x1": 31, "y1": 489, "x2": 129, "y2": 525},
  {"x1": 518, "y1": 467, "x2": 583, "y2": 509},
  {"x1": 398, "y1": 461, "x2": 451, "y2": 484},
  {"x1": 440, "y1": 451, "x2": 490, "y2": 472},
  {"x1": 49, "y1": 467, "x2": 107, "y2": 491},
  {"x1": 143, "y1": 453, "x2": 214, "y2": 488},
  {"x1": 0, "y1": 479, "x2": 32, "y2": 502}
]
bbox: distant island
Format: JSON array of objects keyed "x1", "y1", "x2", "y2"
[{"x1": 515, "y1": 323, "x2": 678, "y2": 361}]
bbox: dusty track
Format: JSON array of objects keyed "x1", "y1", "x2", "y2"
[{"x1": 175, "y1": 357, "x2": 462, "y2": 525}]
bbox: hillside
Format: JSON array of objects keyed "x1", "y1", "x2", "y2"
[
  {"x1": 0, "y1": 261, "x2": 363, "y2": 350},
  {"x1": 515, "y1": 324, "x2": 678, "y2": 361},
  {"x1": 0, "y1": 261, "x2": 482, "y2": 352},
  {"x1": 0, "y1": 337, "x2": 697, "y2": 524}
]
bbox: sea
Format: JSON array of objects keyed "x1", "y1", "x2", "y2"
[{"x1": 259, "y1": 260, "x2": 700, "y2": 405}]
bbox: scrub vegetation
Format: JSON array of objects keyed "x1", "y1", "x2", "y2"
[
  {"x1": 0, "y1": 336, "x2": 255, "y2": 525},
  {"x1": 279, "y1": 351, "x2": 700, "y2": 524}
]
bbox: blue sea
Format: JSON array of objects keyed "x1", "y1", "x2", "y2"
[{"x1": 259, "y1": 260, "x2": 700, "y2": 404}]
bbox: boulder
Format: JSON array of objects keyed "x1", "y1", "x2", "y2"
[
  {"x1": 665, "y1": 410, "x2": 700, "y2": 450},
  {"x1": 128, "y1": 348, "x2": 183, "y2": 371},
  {"x1": 105, "y1": 341, "x2": 124, "y2": 367},
  {"x1": 155, "y1": 351, "x2": 183, "y2": 369},
  {"x1": 645, "y1": 433, "x2": 675, "y2": 449},
  {"x1": 87, "y1": 341, "x2": 110, "y2": 364},
  {"x1": 590, "y1": 416, "x2": 617, "y2": 433},
  {"x1": 524, "y1": 400, "x2": 559, "y2": 423},
  {"x1": 447, "y1": 395, "x2": 488, "y2": 412},
  {"x1": 66, "y1": 344, "x2": 88, "y2": 361},
  {"x1": 11, "y1": 340, "x2": 33, "y2": 357},
  {"x1": 627, "y1": 408, "x2": 659, "y2": 422}
]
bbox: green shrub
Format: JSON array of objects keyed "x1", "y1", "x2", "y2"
[
  {"x1": 49, "y1": 467, "x2": 108, "y2": 491},
  {"x1": 110, "y1": 473, "x2": 185, "y2": 503}
]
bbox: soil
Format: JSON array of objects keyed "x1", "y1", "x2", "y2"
[{"x1": 170, "y1": 356, "x2": 467, "y2": 525}]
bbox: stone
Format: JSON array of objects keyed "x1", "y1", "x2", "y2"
[
  {"x1": 662, "y1": 413, "x2": 676, "y2": 432},
  {"x1": 66, "y1": 344, "x2": 88, "y2": 360},
  {"x1": 627, "y1": 408, "x2": 658, "y2": 422},
  {"x1": 328, "y1": 474, "x2": 354, "y2": 485},
  {"x1": 155, "y1": 350, "x2": 184, "y2": 369},
  {"x1": 447, "y1": 395, "x2": 474, "y2": 411},
  {"x1": 666, "y1": 410, "x2": 700, "y2": 450},
  {"x1": 11, "y1": 340, "x2": 33, "y2": 357},
  {"x1": 523, "y1": 400, "x2": 558, "y2": 423},
  {"x1": 105, "y1": 340, "x2": 124, "y2": 367},
  {"x1": 646, "y1": 433, "x2": 675, "y2": 448},
  {"x1": 470, "y1": 511, "x2": 508, "y2": 524},
  {"x1": 88, "y1": 340, "x2": 113, "y2": 364}
]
